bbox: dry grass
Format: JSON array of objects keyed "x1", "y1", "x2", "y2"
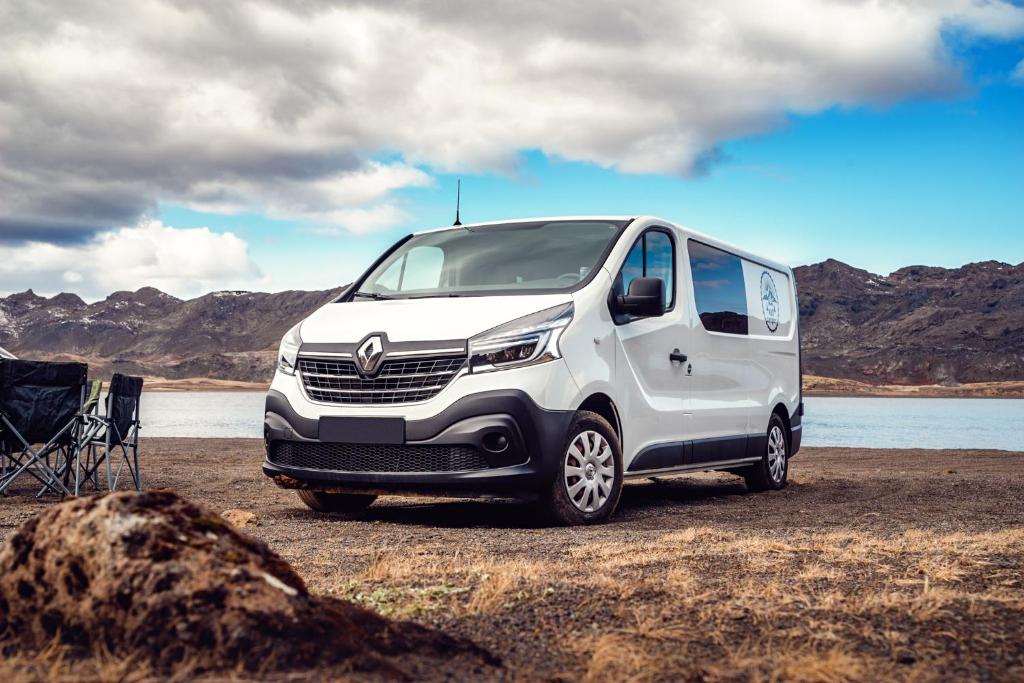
[{"x1": 320, "y1": 525, "x2": 1024, "y2": 680}]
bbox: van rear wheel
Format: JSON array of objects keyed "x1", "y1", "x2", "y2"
[
  {"x1": 744, "y1": 413, "x2": 789, "y2": 492},
  {"x1": 542, "y1": 410, "x2": 623, "y2": 525},
  {"x1": 297, "y1": 490, "x2": 377, "y2": 513}
]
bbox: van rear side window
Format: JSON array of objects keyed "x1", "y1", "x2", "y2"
[{"x1": 688, "y1": 240, "x2": 748, "y2": 335}]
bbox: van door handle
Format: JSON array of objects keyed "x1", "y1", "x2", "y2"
[{"x1": 669, "y1": 349, "x2": 688, "y2": 364}]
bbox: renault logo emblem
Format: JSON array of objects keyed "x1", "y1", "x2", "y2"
[{"x1": 356, "y1": 335, "x2": 384, "y2": 374}]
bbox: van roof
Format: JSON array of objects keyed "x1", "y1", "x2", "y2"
[
  {"x1": 412, "y1": 215, "x2": 792, "y2": 273},
  {"x1": 412, "y1": 216, "x2": 635, "y2": 235}
]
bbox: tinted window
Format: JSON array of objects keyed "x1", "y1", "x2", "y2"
[
  {"x1": 615, "y1": 229, "x2": 676, "y2": 309},
  {"x1": 688, "y1": 240, "x2": 748, "y2": 335},
  {"x1": 645, "y1": 231, "x2": 674, "y2": 308},
  {"x1": 358, "y1": 220, "x2": 626, "y2": 298}
]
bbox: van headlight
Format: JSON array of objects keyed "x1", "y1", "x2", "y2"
[
  {"x1": 468, "y1": 303, "x2": 573, "y2": 374},
  {"x1": 278, "y1": 323, "x2": 302, "y2": 375}
]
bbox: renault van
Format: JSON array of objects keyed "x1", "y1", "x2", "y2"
[{"x1": 263, "y1": 216, "x2": 802, "y2": 524}]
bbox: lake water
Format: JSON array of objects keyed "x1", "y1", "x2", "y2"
[{"x1": 139, "y1": 393, "x2": 1024, "y2": 451}]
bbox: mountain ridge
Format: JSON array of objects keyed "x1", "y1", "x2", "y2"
[{"x1": 1, "y1": 258, "x2": 1021, "y2": 385}]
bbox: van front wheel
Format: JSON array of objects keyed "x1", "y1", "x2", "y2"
[
  {"x1": 744, "y1": 414, "x2": 789, "y2": 492},
  {"x1": 542, "y1": 411, "x2": 623, "y2": 525},
  {"x1": 297, "y1": 490, "x2": 377, "y2": 513}
]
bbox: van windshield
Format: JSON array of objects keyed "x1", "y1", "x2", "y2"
[{"x1": 355, "y1": 220, "x2": 628, "y2": 298}]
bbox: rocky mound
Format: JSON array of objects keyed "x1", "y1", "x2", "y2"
[{"x1": 0, "y1": 491, "x2": 499, "y2": 679}]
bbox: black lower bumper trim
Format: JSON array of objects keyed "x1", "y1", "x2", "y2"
[
  {"x1": 264, "y1": 389, "x2": 573, "y2": 497},
  {"x1": 269, "y1": 440, "x2": 492, "y2": 473}
]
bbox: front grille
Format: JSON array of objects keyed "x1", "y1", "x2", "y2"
[
  {"x1": 269, "y1": 441, "x2": 489, "y2": 473},
  {"x1": 299, "y1": 354, "x2": 466, "y2": 405}
]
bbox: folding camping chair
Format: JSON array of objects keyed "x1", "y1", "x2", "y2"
[
  {"x1": 0, "y1": 359, "x2": 88, "y2": 497},
  {"x1": 76, "y1": 374, "x2": 143, "y2": 493},
  {"x1": 55, "y1": 379, "x2": 105, "y2": 494}
]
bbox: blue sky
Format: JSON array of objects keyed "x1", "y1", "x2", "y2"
[
  {"x1": 2, "y1": 1, "x2": 1023, "y2": 299},
  {"x1": 160, "y1": 40, "x2": 1024, "y2": 293}
]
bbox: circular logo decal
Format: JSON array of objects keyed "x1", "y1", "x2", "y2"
[{"x1": 760, "y1": 271, "x2": 780, "y2": 333}]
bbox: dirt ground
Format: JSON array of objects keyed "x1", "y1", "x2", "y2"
[{"x1": 2, "y1": 440, "x2": 1023, "y2": 681}]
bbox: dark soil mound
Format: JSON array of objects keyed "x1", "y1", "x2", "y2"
[{"x1": 0, "y1": 491, "x2": 499, "y2": 679}]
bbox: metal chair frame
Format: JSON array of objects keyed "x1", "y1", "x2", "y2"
[
  {"x1": 0, "y1": 383, "x2": 86, "y2": 497},
  {"x1": 75, "y1": 380, "x2": 142, "y2": 494}
]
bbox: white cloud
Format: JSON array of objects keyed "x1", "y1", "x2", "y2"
[
  {"x1": 1, "y1": 0, "x2": 1023, "y2": 242},
  {"x1": 181, "y1": 161, "x2": 433, "y2": 233},
  {"x1": 0, "y1": 221, "x2": 262, "y2": 300},
  {"x1": 308, "y1": 205, "x2": 415, "y2": 237}
]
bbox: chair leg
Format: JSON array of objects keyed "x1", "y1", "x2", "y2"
[
  {"x1": 113, "y1": 444, "x2": 128, "y2": 490},
  {"x1": 74, "y1": 442, "x2": 83, "y2": 497},
  {"x1": 105, "y1": 438, "x2": 114, "y2": 492},
  {"x1": 133, "y1": 441, "x2": 142, "y2": 490}
]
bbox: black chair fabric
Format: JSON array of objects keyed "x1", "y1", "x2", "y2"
[
  {"x1": 0, "y1": 360, "x2": 87, "y2": 444},
  {"x1": 108, "y1": 374, "x2": 143, "y2": 446}
]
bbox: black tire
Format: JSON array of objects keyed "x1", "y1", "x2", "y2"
[
  {"x1": 541, "y1": 410, "x2": 623, "y2": 525},
  {"x1": 297, "y1": 490, "x2": 377, "y2": 513},
  {"x1": 744, "y1": 413, "x2": 789, "y2": 492}
]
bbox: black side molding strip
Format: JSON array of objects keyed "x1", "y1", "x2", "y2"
[{"x1": 628, "y1": 433, "x2": 756, "y2": 473}]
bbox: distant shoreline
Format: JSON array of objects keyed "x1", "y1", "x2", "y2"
[
  {"x1": 143, "y1": 378, "x2": 269, "y2": 392},
  {"x1": 138, "y1": 374, "x2": 1024, "y2": 398},
  {"x1": 802, "y1": 375, "x2": 1024, "y2": 399}
]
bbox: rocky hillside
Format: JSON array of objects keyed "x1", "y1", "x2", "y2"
[
  {"x1": 0, "y1": 287, "x2": 341, "y2": 382},
  {"x1": 0, "y1": 258, "x2": 1021, "y2": 385},
  {"x1": 794, "y1": 259, "x2": 1024, "y2": 384}
]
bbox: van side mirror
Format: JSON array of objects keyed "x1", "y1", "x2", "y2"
[{"x1": 614, "y1": 277, "x2": 666, "y2": 318}]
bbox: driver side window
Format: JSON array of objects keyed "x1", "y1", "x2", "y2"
[{"x1": 615, "y1": 229, "x2": 676, "y2": 309}]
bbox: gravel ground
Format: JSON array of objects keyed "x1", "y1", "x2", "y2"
[{"x1": 2, "y1": 440, "x2": 1023, "y2": 681}]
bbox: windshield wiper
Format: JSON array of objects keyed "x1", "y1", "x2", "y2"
[
  {"x1": 406, "y1": 293, "x2": 463, "y2": 299},
  {"x1": 353, "y1": 291, "x2": 395, "y2": 300}
]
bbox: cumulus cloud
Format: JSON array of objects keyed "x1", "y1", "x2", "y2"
[
  {"x1": 0, "y1": 221, "x2": 262, "y2": 300},
  {"x1": 2, "y1": 0, "x2": 1023, "y2": 243},
  {"x1": 179, "y1": 161, "x2": 433, "y2": 232}
]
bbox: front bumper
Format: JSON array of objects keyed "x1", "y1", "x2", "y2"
[{"x1": 263, "y1": 389, "x2": 574, "y2": 499}]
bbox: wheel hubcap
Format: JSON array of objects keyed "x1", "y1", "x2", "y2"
[
  {"x1": 564, "y1": 430, "x2": 614, "y2": 512},
  {"x1": 767, "y1": 425, "x2": 786, "y2": 482}
]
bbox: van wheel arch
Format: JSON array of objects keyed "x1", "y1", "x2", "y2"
[
  {"x1": 577, "y1": 393, "x2": 622, "y2": 445},
  {"x1": 772, "y1": 402, "x2": 792, "y2": 452}
]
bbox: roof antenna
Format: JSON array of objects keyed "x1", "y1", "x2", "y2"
[{"x1": 453, "y1": 178, "x2": 462, "y2": 226}]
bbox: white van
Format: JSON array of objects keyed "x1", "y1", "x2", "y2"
[{"x1": 264, "y1": 216, "x2": 802, "y2": 524}]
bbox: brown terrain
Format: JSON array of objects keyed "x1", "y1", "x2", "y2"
[
  {"x1": 802, "y1": 374, "x2": 1024, "y2": 398},
  {"x1": 0, "y1": 287, "x2": 341, "y2": 383},
  {"x1": 2, "y1": 440, "x2": 1023, "y2": 681},
  {"x1": 797, "y1": 259, "x2": 1024, "y2": 386},
  {"x1": 0, "y1": 259, "x2": 1021, "y2": 393}
]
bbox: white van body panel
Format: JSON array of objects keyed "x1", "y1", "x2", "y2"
[
  {"x1": 559, "y1": 269, "x2": 619, "y2": 414},
  {"x1": 581, "y1": 216, "x2": 801, "y2": 471},
  {"x1": 300, "y1": 294, "x2": 573, "y2": 344}
]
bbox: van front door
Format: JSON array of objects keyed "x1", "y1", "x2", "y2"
[{"x1": 612, "y1": 228, "x2": 691, "y2": 470}]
